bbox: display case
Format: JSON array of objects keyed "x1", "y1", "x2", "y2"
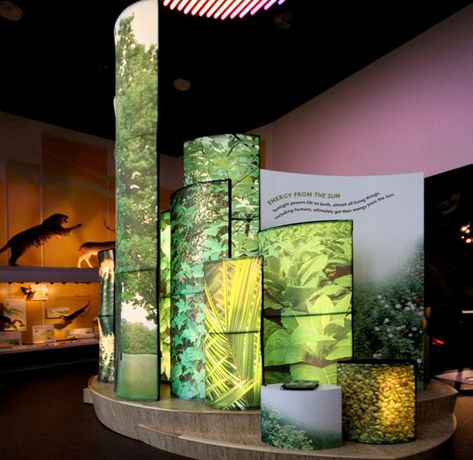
[{"x1": 0, "y1": 266, "x2": 100, "y2": 372}]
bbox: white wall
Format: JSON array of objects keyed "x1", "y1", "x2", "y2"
[{"x1": 253, "y1": 5, "x2": 473, "y2": 178}]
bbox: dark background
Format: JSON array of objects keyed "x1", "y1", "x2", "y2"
[{"x1": 0, "y1": 0, "x2": 470, "y2": 156}]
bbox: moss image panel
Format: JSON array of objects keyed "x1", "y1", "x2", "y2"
[
  {"x1": 184, "y1": 134, "x2": 260, "y2": 257},
  {"x1": 204, "y1": 257, "x2": 262, "y2": 410},
  {"x1": 170, "y1": 180, "x2": 230, "y2": 400},
  {"x1": 259, "y1": 221, "x2": 353, "y2": 384},
  {"x1": 337, "y1": 361, "x2": 416, "y2": 443}
]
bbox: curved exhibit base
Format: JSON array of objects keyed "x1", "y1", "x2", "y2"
[{"x1": 87, "y1": 378, "x2": 457, "y2": 460}]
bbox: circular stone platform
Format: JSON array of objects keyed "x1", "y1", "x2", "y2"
[{"x1": 86, "y1": 378, "x2": 457, "y2": 460}]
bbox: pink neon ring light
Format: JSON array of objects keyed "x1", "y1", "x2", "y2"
[{"x1": 161, "y1": 0, "x2": 286, "y2": 19}]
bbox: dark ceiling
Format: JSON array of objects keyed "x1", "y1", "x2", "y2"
[{"x1": 0, "y1": 0, "x2": 470, "y2": 156}]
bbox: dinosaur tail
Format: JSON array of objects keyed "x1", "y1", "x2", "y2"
[{"x1": 0, "y1": 243, "x2": 8, "y2": 253}]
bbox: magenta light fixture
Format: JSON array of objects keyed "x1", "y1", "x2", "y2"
[{"x1": 162, "y1": 0, "x2": 286, "y2": 20}]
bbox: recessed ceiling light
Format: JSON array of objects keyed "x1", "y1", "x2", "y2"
[
  {"x1": 173, "y1": 78, "x2": 192, "y2": 91},
  {"x1": 162, "y1": 0, "x2": 286, "y2": 20},
  {"x1": 273, "y1": 10, "x2": 294, "y2": 30},
  {"x1": 0, "y1": 1, "x2": 23, "y2": 21}
]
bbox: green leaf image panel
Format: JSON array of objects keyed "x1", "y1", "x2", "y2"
[
  {"x1": 231, "y1": 217, "x2": 259, "y2": 258},
  {"x1": 204, "y1": 257, "x2": 262, "y2": 409},
  {"x1": 171, "y1": 180, "x2": 230, "y2": 400},
  {"x1": 184, "y1": 134, "x2": 260, "y2": 257},
  {"x1": 114, "y1": 1, "x2": 159, "y2": 401},
  {"x1": 159, "y1": 297, "x2": 171, "y2": 381},
  {"x1": 259, "y1": 221, "x2": 353, "y2": 384},
  {"x1": 160, "y1": 211, "x2": 171, "y2": 298}
]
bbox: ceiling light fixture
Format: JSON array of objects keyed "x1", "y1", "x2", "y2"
[
  {"x1": 162, "y1": 0, "x2": 286, "y2": 19},
  {"x1": 0, "y1": 1, "x2": 23, "y2": 21},
  {"x1": 173, "y1": 78, "x2": 192, "y2": 91}
]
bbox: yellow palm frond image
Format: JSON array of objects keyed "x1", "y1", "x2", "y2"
[{"x1": 204, "y1": 257, "x2": 262, "y2": 410}]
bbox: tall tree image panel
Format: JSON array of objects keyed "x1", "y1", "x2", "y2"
[
  {"x1": 259, "y1": 221, "x2": 353, "y2": 385},
  {"x1": 184, "y1": 134, "x2": 260, "y2": 257},
  {"x1": 204, "y1": 257, "x2": 262, "y2": 410},
  {"x1": 171, "y1": 180, "x2": 231, "y2": 400},
  {"x1": 114, "y1": 0, "x2": 159, "y2": 401}
]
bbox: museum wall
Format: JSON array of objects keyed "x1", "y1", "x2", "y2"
[
  {"x1": 254, "y1": 5, "x2": 473, "y2": 178},
  {"x1": 0, "y1": 111, "x2": 181, "y2": 267},
  {"x1": 0, "y1": 111, "x2": 181, "y2": 344}
]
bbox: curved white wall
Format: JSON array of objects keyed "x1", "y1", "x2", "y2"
[{"x1": 255, "y1": 5, "x2": 473, "y2": 177}]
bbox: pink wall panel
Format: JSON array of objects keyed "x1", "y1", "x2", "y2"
[{"x1": 255, "y1": 6, "x2": 473, "y2": 178}]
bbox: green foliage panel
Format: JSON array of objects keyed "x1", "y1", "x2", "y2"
[
  {"x1": 353, "y1": 242, "x2": 424, "y2": 377},
  {"x1": 184, "y1": 134, "x2": 260, "y2": 257},
  {"x1": 264, "y1": 314, "x2": 352, "y2": 384},
  {"x1": 159, "y1": 211, "x2": 171, "y2": 381},
  {"x1": 159, "y1": 297, "x2": 171, "y2": 382},
  {"x1": 259, "y1": 221, "x2": 353, "y2": 384},
  {"x1": 204, "y1": 257, "x2": 262, "y2": 409},
  {"x1": 115, "y1": 270, "x2": 158, "y2": 401},
  {"x1": 114, "y1": 7, "x2": 159, "y2": 400},
  {"x1": 171, "y1": 180, "x2": 230, "y2": 400},
  {"x1": 232, "y1": 217, "x2": 259, "y2": 258}
]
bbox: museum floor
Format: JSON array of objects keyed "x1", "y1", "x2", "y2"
[{"x1": 0, "y1": 362, "x2": 472, "y2": 460}]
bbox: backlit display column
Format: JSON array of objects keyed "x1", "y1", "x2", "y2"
[{"x1": 114, "y1": 0, "x2": 159, "y2": 401}]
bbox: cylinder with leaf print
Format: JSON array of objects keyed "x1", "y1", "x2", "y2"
[
  {"x1": 184, "y1": 134, "x2": 260, "y2": 258},
  {"x1": 204, "y1": 257, "x2": 262, "y2": 410},
  {"x1": 114, "y1": 0, "x2": 159, "y2": 401},
  {"x1": 159, "y1": 210, "x2": 171, "y2": 381},
  {"x1": 170, "y1": 180, "x2": 231, "y2": 400},
  {"x1": 259, "y1": 220, "x2": 353, "y2": 385}
]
